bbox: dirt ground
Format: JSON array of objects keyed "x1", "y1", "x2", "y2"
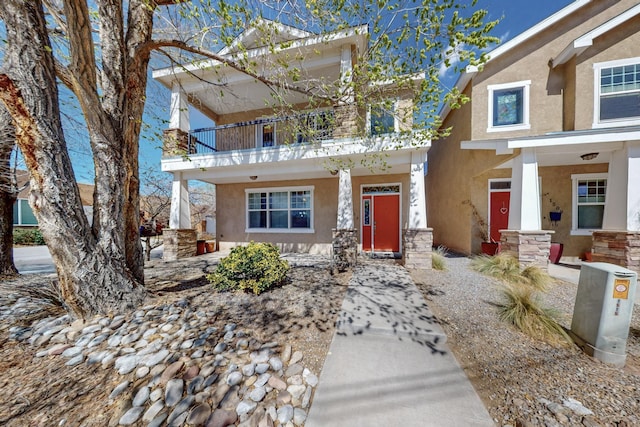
[{"x1": 0, "y1": 257, "x2": 350, "y2": 426}]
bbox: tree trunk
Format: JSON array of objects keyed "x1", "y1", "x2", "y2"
[
  {"x1": 0, "y1": 0, "x2": 145, "y2": 319},
  {"x1": 0, "y1": 105, "x2": 18, "y2": 277}
]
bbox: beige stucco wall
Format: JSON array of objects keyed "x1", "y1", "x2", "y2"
[
  {"x1": 573, "y1": 16, "x2": 640, "y2": 129},
  {"x1": 216, "y1": 178, "x2": 339, "y2": 253},
  {"x1": 469, "y1": 0, "x2": 634, "y2": 140},
  {"x1": 216, "y1": 172, "x2": 413, "y2": 253},
  {"x1": 427, "y1": 85, "x2": 515, "y2": 255}
]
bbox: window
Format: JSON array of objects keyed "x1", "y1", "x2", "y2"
[
  {"x1": 246, "y1": 186, "x2": 314, "y2": 232},
  {"x1": 594, "y1": 58, "x2": 640, "y2": 127},
  {"x1": 370, "y1": 102, "x2": 396, "y2": 136},
  {"x1": 13, "y1": 199, "x2": 38, "y2": 226},
  {"x1": 487, "y1": 80, "x2": 531, "y2": 132},
  {"x1": 571, "y1": 173, "x2": 607, "y2": 235}
]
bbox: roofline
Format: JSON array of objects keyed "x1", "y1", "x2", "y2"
[
  {"x1": 439, "y1": 0, "x2": 592, "y2": 124},
  {"x1": 552, "y1": 3, "x2": 640, "y2": 68},
  {"x1": 218, "y1": 18, "x2": 315, "y2": 56},
  {"x1": 152, "y1": 24, "x2": 369, "y2": 84}
]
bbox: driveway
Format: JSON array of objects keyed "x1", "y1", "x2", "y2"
[{"x1": 13, "y1": 243, "x2": 164, "y2": 274}]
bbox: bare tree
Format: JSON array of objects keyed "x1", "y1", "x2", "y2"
[{"x1": 0, "y1": 0, "x2": 497, "y2": 318}]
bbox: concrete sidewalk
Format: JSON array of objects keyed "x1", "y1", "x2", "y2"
[{"x1": 306, "y1": 261, "x2": 494, "y2": 427}]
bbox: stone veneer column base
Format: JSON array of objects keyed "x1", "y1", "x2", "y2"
[
  {"x1": 592, "y1": 231, "x2": 640, "y2": 273},
  {"x1": 332, "y1": 228, "x2": 357, "y2": 272},
  {"x1": 402, "y1": 228, "x2": 433, "y2": 270},
  {"x1": 499, "y1": 230, "x2": 553, "y2": 270},
  {"x1": 163, "y1": 229, "x2": 197, "y2": 261},
  {"x1": 162, "y1": 128, "x2": 189, "y2": 157}
]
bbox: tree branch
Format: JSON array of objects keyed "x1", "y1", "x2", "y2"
[{"x1": 141, "y1": 39, "x2": 330, "y2": 101}]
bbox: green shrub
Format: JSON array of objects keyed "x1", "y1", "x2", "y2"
[
  {"x1": 432, "y1": 245, "x2": 448, "y2": 271},
  {"x1": 13, "y1": 228, "x2": 46, "y2": 246},
  {"x1": 207, "y1": 242, "x2": 290, "y2": 295}
]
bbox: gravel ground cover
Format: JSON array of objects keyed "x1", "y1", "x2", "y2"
[{"x1": 412, "y1": 255, "x2": 640, "y2": 427}]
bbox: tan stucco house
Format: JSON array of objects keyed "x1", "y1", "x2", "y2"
[
  {"x1": 427, "y1": 0, "x2": 640, "y2": 271},
  {"x1": 154, "y1": 20, "x2": 431, "y2": 267}
]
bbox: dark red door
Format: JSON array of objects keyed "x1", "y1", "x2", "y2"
[
  {"x1": 362, "y1": 195, "x2": 373, "y2": 251},
  {"x1": 490, "y1": 191, "x2": 510, "y2": 242},
  {"x1": 362, "y1": 194, "x2": 400, "y2": 252}
]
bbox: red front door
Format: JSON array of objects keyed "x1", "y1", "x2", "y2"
[
  {"x1": 490, "y1": 191, "x2": 510, "y2": 242},
  {"x1": 362, "y1": 194, "x2": 400, "y2": 252}
]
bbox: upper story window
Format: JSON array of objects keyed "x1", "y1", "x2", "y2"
[
  {"x1": 246, "y1": 186, "x2": 314, "y2": 233},
  {"x1": 571, "y1": 173, "x2": 607, "y2": 235},
  {"x1": 487, "y1": 80, "x2": 531, "y2": 132},
  {"x1": 594, "y1": 58, "x2": 640, "y2": 127},
  {"x1": 13, "y1": 199, "x2": 38, "y2": 226},
  {"x1": 370, "y1": 102, "x2": 397, "y2": 136}
]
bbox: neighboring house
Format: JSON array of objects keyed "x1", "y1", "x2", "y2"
[
  {"x1": 427, "y1": 0, "x2": 640, "y2": 271},
  {"x1": 154, "y1": 20, "x2": 431, "y2": 267},
  {"x1": 13, "y1": 170, "x2": 94, "y2": 227}
]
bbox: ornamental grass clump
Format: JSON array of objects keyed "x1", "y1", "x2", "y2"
[
  {"x1": 432, "y1": 245, "x2": 448, "y2": 271},
  {"x1": 472, "y1": 253, "x2": 571, "y2": 346},
  {"x1": 207, "y1": 242, "x2": 289, "y2": 295}
]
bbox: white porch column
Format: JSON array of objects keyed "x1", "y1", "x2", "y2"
[
  {"x1": 337, "y1": 169, "x2": 354, "y2": 229},
  {"x1": 169, "y1": 172, "x2": 191, "y2": 229},
  {"x1": 508, "y1": 148, "x2": 541, "y2": 230},
  {"x1": 339, "y1": 44, "x2": 354, "y2": 104},
  {"x1": 170, "y1": 84, "x2": 190, "y2": 132},
  {"x1": 602, "y1": 142, "x2": 640, "y2": 231},
  {"x1": 408, "y1": 151, "x2": 428, "y2": 228}
]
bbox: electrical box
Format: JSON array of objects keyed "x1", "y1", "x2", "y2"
[{"x1": 570, "y1": 262, "x2": 637, "y2": 367}]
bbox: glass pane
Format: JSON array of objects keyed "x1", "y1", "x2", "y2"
[
  {"x1": 20, "y1": 199, "x2": 38, "y2": 225},
  {"x1": 578, "y1": 205, "x2": 604, "y2": 229},
  {"x1": 249, "y1": 211, "x2": 266, "y2": 228},
  {"x1": 363, "y1": 199, "x2": 370, "y2": 226},
  {"x1": 290, "y1": 191, "x2": 310, "y2": 209},
  {"x1": 490, "y1": 181, "x2": 511, "y2": 190},
  {"x1": 269, "y1": 192, "x2": 288, "y2": 209},
  {"x1": 270, "y1": 211, "x2": 288, "y2": 228},
  {"x1": 262, "y1": 124, "x2": 275, "y2": 147},
  {"x1": 578, "y1": 180, "x2": 606, "y2": 203},
  {"x1": 493, "y1": 87, "x2": 523, "y2": 126},
  {"x1": 371, "y1": 105, "x2": 395, "y2": 135},
  {"x1": 600, "y1": 92, "x2": 640, "y2": 121},
  {"x1": 12, "y1": 200, "x2": 19, "y2": 225},
  {"x1": 291, "y1": 210, "x2": 310, "y2": 228},
  {"x1": 248, "y1": 192, "x2": 266, "y2": 210}
]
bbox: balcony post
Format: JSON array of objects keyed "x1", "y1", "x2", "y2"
[{"x1": 170, "y1": 84, "x2": 189, "y2": 131}]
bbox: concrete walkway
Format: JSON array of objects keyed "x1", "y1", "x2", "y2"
[{"x1": 306, "y1": 261, "x2": 494, "y2": 427}]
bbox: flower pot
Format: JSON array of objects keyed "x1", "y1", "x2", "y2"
[
  {"x1": 549, "y1": 211, "x2": 562, "y2": 222},
  {"x1": 549, "y1": 243, "x2": 563, "y2": 264},
  {"x1": 205, "y1": 241, "x2": 216, "y2": 253},
  {"x1": 481, "y1": 242, "x2": 501, "y2": 256},
  {"x1": 196, "y1": 240, "x2": 206, "y2": 255},
  {"x1": 583, "y1": 251, "x2": 593, "y2": 262}
]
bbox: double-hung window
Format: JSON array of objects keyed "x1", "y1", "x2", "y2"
[
  {"x1": 594, "y1": 58, "x2": 640, "y2": 127},
  {"x1": 487, "y1": 81, "x2": 531, "y2": 132},
  {"x1": 246, "y1": 186, "x2": 314, "y2": 232},
  {"x1": 259, "y1": 122, "x2": 276, "y2": 147},
  {"x1": 571, "y1": 173, "x2": 607, "y2": 235}
]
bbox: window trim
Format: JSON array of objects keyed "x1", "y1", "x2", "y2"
[
  {"x1": 487, "y1": 80, "x2": 531, "y2": 133},
  {"x1": 593, "y1": 57, "x2": 640, "y2": 128},
  {"x1": 570, "y1": 173, "x2": 608, "y2": 236},
  {"x1": 245, "y1": 185, "x2": 315, "y2": 233}
]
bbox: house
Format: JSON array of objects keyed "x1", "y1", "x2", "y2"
[
  {"x1": 12, "y1": 170, "x2": 94, "y2": 227},
  {"x1": 427, "y1": 0, "x2": 640, "y2": 271},
  {"x1": 153, "y1": 20, "x2": 432, "y2": 267}
]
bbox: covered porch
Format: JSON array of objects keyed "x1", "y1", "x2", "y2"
[{"x1": 463, "y1": 126, "x2": 640, "y2": 272}]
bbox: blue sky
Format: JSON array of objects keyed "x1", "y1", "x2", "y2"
[{"x1": 68, "y1": 1, "x2": 576, "y2": 185}]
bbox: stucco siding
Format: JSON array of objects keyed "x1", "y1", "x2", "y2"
[{"x1": 216, "y1": 178, "x2": 339, "y2": 253}]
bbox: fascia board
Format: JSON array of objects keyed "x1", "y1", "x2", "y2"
[
  {"x1": 507, "y1": 130, "x2": 640, "y2": 149},
  {"x1": 552, "y1": 3, "x2": 640, "y2": 68}
]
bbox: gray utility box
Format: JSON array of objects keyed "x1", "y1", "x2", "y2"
[{"x1": 570, "y1": 262, "x2": 637, "y2": 367}]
